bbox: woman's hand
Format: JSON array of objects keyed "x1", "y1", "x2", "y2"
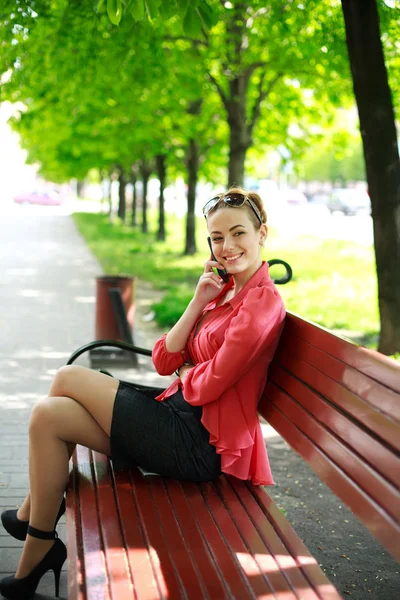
[{"x1": 192, "y1": 258, "x2": 225, "y2": 308}]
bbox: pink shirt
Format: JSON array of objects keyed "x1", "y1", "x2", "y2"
[{"x1": 151, "y1": 262, "x2": 286, "y2": 485}]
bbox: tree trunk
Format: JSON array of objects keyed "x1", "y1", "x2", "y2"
[
  {"x1": 108, "y1": 168, "x2": 114, "y2": 221},
  {"x1": 76, "y1": 180, "x2": 84, "y2": 198},
  {"x1": 117, "y1": 167, "x2": 126, "y2": 222},
  {"x1": 341, "y1": 0, "x2": 400, "y2": 354},
  {"x1": 140, "y1": 162, "x2": 151, "y2": 234},
  {"x1": 227, "y1": 77, "x2": 249, "y2": 188},
  {"x1": 185, "y1": 139, "x2": 199, "y2": 255},
  {"x1": 130, "y1": 166, "x2": 137, "y2": 227},
  {"x1": 156, "y1": 154, "x2": 167, "y2": 241}
]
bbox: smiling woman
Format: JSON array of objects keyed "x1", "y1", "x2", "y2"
[{"x1": 0, "y1": 187, "x2": 286, "y2": 600}]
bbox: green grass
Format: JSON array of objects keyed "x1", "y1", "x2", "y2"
[{"x1": 73, "y1": 210, "x2": 379, "y2": 347}]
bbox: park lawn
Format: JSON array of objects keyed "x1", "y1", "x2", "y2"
[{"x1": 73, "y1": 211, "x2": 379, "y2": 348}]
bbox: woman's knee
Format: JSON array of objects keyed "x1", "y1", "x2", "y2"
[
  {"x1": 51, "y1": 364, "x2": 85, "y2": 397},
  {"x1": 29, "y1": 398, "x2": 57, "y2": 435}
]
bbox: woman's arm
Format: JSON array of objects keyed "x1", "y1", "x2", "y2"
[
  {"x1": 182, "y1": 286, "x2": 286, "y2": 405},
  {"x1": 165, "y1": 258, "x2": 225, "y2": 353}
]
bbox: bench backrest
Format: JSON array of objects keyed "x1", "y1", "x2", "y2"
[{"x1": 259, "y1": 313, "x2": 400, "y2": 562}]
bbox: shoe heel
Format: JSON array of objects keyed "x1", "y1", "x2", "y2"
[{"x1": 53, "y1": 564, "x2": 62, "y2": 597}]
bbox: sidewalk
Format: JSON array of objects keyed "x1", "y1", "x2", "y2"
[
  {"x1": 0, "y1": 210, "x2": 398, "y2": 599},
  {"x1": 0, "y1": 211, "x2": 171, "y2": 598}
]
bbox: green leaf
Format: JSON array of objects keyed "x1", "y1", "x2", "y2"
[
  {"x1": 107, "y1": 0, "x2": 122, "y2": 25},
  {"x1": 96, "y1": 0, "x2": 107, "y2": 13},
  {"x1": 197, "y1": 0, "x2": 217, "y2": 29},
  {"x1": 144, "y1": 0, "x2": 161, "y2": 21},
  {"x1": 183, "y1": 4, "x2": 201, "y2": 37},
  {"x1": 130, "y1": 0, "x2": 146, "y2": 21}
]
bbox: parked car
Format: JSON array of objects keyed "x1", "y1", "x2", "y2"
[
  {"x1": 14, "y1": 191, "x2": 62, "y2": 206},
  {"x1": 327, "y1": 188, "x2": 370, "y2": 216}
]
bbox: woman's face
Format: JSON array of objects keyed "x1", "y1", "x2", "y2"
[{"x1": 207, "y1": 206, "x2": 267, "y2": 282}]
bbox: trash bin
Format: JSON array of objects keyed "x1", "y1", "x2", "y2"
[{"x1": 95, "y1": 275, "x2": 135, "y2": 341}]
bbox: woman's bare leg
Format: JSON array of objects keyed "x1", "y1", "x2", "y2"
[
  {"x1": 16, "y1": 365, "x2": 118, "y2": 520},
  {"x1": 15, "y1": 366, "x2": 120, "y2": 578},
  {"x1": 17, "y1": 442, "x2": 75, "y2": 521}
]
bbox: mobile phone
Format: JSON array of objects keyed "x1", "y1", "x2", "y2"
[{"x1": 207, "y1": 237, "x2": 231, "y2": 283}]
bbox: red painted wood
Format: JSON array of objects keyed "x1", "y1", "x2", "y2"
[
  {"x1": 267, "y1": 364, "x2": 400, "y2": 489},
  {"x1": 162, "y1": 478, "x2": 230, "y2": 598},
  {"x1": 248, "y1": 483, "x2": 343, "y2": 600},
  {"x1": 277, "y1": 329, "x2": 400, "y2": 423},
  {"x1": 180, "y1": 482, "x2": 257, "y2": 599},
  {"x1": 285, "y1": 313, "x2": 400, "y2": 393},
  {"x1": 199, "y1": 479, "x2": 274, "y2": 598},
  {"x1": 265, "y1": 382, "x2": 400, "y2": 522},
  {"x1": 264, "y1": 403, "x2": 400, "y2": 562},
  {"x1": 145, "y1": 476, "x2": 208, "y2": 597},
  {"x1": 212, "y1": 476, "x2": 305, "y2": 599},
  {"x1": 75, "y1": 446, "x2": 111, "y2": 600},
  {"x1": 113, "y1": 468, "x2": 162, "y2": 600},
  {"x1": 266, "y1": 350, "x2": 400, "y2": 452},
  {"x1": 66, "y1": 453, "x2": 85, "y2": 600},
  {"x1": 91, "y1": 452, "x2": 135, "y2": 599},
  {"x1": 129, "y1": 468, "x2": 186, "y2": 599},
  {"x1": 225, "y1": 477, "x2": 323, "y2": 600}
]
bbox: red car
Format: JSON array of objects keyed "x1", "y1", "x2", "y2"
[{"x1": 14, "y1": 191, "x2": 62, "y2": 206}]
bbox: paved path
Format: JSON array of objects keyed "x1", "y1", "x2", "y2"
[
  {"x1": 0, "y1": 210, "x2": 398, "y2": 599},
  {"x1": 0, "y1": 211, "x2": 169, "y2": 599}
]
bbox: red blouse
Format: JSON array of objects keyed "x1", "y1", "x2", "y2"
[{"x1": 151, "y1": 261, "x2": 286, "y2": 485}]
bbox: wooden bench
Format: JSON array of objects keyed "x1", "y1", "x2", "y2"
[{"x1": 66, "y1": 313, "x2": 400, "y2": 599}]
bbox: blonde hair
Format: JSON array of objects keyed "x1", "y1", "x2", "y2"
[{"x1": 209, "y1": 187, "x2": 267, "y2": 229}]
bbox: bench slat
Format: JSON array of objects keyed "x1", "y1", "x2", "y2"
[
  {"x1": 179, "y1": 481, "x2": 257, "y2": 599},
  {"x1": 199, "y1": 480, "x2": 277, "y2": 598},
  {"x1": 66, "y1": 454, "x2": 85, "y2": 600},
  {"x1": 226, "y1": 477, "x2": 331, "y2": 600},
  {"x1": 163, "y1": 479, "x2": 232, "y2": 598},
  {"x1": 265, "y1": 382, "x2": 400, "y2": 522},
  {"x1": 245, "y1": 482, "x2": 343, "y2": 600},
  {"x1": 92, "y1": 451, "x2": 136, "y2": 599},
  {"x1": 264, "y1": 402, "x2": 400, "y2": 561},
  {"x1": 278, "y1": 329, "x2": 400, "y2": 423},
  {"x1": 268, "y1": 364, "x2": 400, "y2": 489},
  {"x1": 145, "y1": 476, "x2": 213, "y2": 598},
  {"x1": 285, "y1": 314, "x2": 400, "y2": 393},
  {"x1": 130, "y1": 468, "x2": 186, "y2": 598},
  {"x1": 270, "y1": 351, "x2": 400, "y2": 452},
  {"x1": 212, "y1": 477, "x2": 300, "y2": 599},
  {"x1": 114, "y1": 469, "x2": 162, "y2": 600},
  {"x1": 76, "y1": 447, "x2": 111, "y2": 600}
]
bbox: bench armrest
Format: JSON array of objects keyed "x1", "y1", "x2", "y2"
[{"x1": 66, "y1": 340, "x2": 152, "y2": 365}]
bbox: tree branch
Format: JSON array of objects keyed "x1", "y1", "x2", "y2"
[
  {"x1": 207, "y1": 72, "x2": 230, "y2": 113},
  {"x1": 248, "y1": 72, "x2": 283, "y2": 137}
]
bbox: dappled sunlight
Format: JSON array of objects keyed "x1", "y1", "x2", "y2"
[
  {"x1": 0, "y1": 391, "x2": 42, "y2": 409},
  {"x1": 236, "y1": 551, "x2": 317, "y2": 576},
  {"x1": 74, "y1": 295, "x2": 96, "y2": 304}
]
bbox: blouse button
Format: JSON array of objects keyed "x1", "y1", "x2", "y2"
[{"x1": 181, "y1": 350, "x2": 185, "y2": 354}]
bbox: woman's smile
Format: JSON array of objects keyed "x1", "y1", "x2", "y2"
[{"x1": 224, "y1": 252, "x2": 243, "y2": 263}]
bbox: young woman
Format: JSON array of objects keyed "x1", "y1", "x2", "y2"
[{"x1": 0, "y1": 188, "x2": 285, "y2": 600}]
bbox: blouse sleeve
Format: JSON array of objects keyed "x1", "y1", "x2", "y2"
[
  {"x1": 152, "y1": 333, "x2": 185, "y2": 376},
  {"x1": 182, "y1": 286, "x2": 285, "y2": 406}
]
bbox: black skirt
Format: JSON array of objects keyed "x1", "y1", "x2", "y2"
[{"x1": 110, "y1": 380, "x2": 221, "y2": 482}]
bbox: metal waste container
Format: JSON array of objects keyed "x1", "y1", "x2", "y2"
[{"x1": 95, "y1": 275, "x2": 135, "y2": 341}]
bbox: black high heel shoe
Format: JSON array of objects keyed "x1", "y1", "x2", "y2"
[
  {"x1": 1, "y1": 497, "x2": 66, "y2": 541},
  {"x1": 0, "y1": 525, "x2": 67, "y2": 599}
]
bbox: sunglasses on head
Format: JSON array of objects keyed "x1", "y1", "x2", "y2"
[{"x1": 202, "y1": 193, "x2": 263, "y2": 225}]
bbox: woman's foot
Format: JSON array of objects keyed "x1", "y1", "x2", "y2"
[
  {"x1": 0, "y1": 526, "x2": 67, "y2": 599},
  {"x1": 1, "y1": 497, "x2": 66, "y2": 541}
]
